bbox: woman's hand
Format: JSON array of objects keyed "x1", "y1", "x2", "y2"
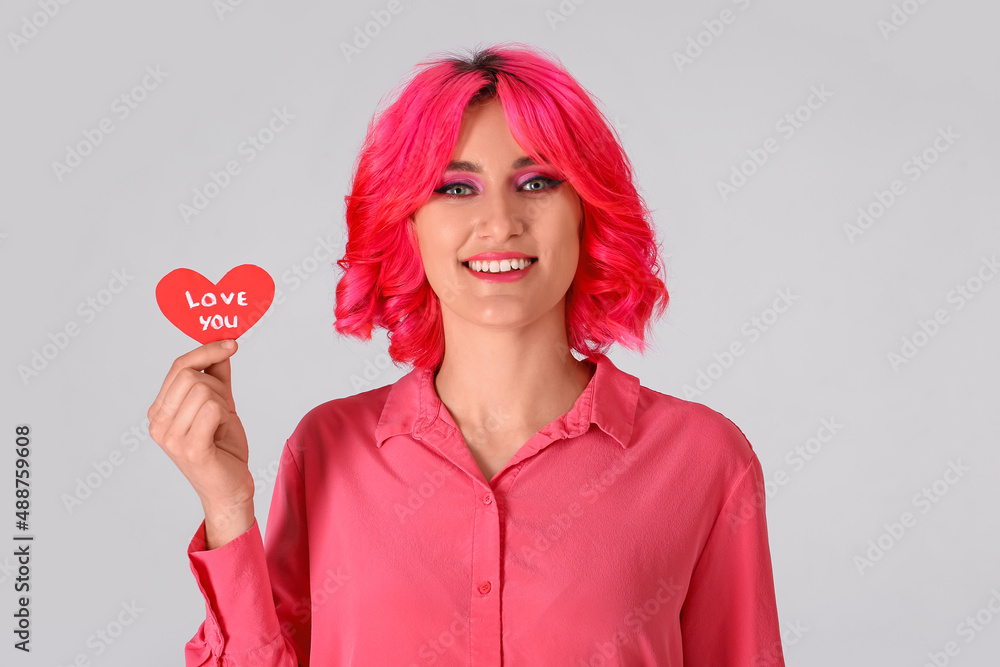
[{"x1": 148, "y1": 340, "x2": 255, "y2": 548}]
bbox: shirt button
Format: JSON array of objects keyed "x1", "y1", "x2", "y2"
[
  {"x1": 482, "y1": 493, "x2": 493, "y2": 505},
  {"x1": 478, "y1": 581, "x2": 492, "y2": 595}
]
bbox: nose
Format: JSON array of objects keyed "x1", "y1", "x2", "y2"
[{"x1": 475, "y1": 188, "x2": 525, "y2": 241}]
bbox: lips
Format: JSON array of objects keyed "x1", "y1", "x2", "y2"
[
  {"x1": 463, "y1": 256, "x2": 537, "y2": 282},
  {"x1": 461, "y1": 251, "x2": 537, "y2": 263}
]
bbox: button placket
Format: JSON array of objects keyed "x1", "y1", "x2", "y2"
[{"x1": 469, "y1": 481, "x2": 502, "y2": 666}]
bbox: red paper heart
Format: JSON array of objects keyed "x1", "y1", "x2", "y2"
[{"x1": 156, "y1": 265, "x2": 275, "y2": 344}]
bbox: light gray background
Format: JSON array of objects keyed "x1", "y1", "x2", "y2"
[{"x1": 3, "y1": 0, "x2": 999, "y2": 665}]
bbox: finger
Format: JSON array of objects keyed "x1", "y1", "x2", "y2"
[
  {"x1": 163, "y1": 382, "x2": 231, "y2": 456},
  {"x1": 149, "y1": 340, "x2": 238, "y2": 420},
  {"x1": 151, "y1": 366, "x2": 231, "y2": 431},
  {"x1": 187, "y1": 399, "x2": 233, "y2": 457},
  {"x1": 203, "y1": 349, "x2": 237, "y2": 412}
]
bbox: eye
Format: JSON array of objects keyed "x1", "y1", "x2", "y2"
[
  {"x1": 432, "y1": 176, "x2": 566, "y2": 199},
  {"x1": 520, "y1": 176, "x2": 565, "y2": 192},
  {"x1": 433, "y1": 182, "x2": 476, "y2": 197}
]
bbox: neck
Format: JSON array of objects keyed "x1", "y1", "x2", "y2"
[{"x1": 432, "y1": 303, "x2": 594, "y2": 442}]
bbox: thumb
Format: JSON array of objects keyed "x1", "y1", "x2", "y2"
[{"x1": 204, "y1": 339, "x2": 238, "y2": 411}]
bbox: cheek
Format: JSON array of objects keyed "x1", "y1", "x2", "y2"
[
  {"x1": 411, "y1": 215, "x2": 457, "y2": 280},
  {"x1": 411, "y1": 212, "x2": 436, "y2": 251},
  {"x1": 560, "y1": 210, "x2": 583, "y2": 262},
  {"x1": 563, "y1": 241, "x2": 581, "y2": 276}
]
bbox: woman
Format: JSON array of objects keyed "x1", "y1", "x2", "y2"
[{"x1": 149, "y1": 42, "x2": 786, "y2": 666}]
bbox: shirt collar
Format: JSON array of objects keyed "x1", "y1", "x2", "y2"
[{"x1": 374, "y1": 352, "x2": 640, "y2": 449}]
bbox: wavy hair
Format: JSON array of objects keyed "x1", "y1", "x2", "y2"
[{"x1": 334, "y1": 42, "x2": 669, "y2": 370}]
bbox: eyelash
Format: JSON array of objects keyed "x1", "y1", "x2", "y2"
[{"x1": 433, "y1": 176, "x2": 566, "y2": 198}]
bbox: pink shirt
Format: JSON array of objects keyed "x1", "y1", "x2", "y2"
[{"x1": 184, "y1": 352, "x2": 785, "y2": 666}]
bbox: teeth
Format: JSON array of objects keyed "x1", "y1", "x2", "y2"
[{"x1": 466, "y1": 258, "x2": 535, "y2": 273}]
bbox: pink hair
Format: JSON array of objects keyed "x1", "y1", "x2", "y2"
[{"x1": 334, "y1": 42, "x2": 669, "y2": 371}]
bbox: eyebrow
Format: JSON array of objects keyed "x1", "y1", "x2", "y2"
[{"x1": 443, "y1": 156, "x2": 541, "y2": 173}]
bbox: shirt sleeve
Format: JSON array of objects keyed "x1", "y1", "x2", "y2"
[
  {"x1": 183, "y1": 441, "x2": 310, "y2": 666},
  {"x1": 679, "y1": 454, "x2": 786, "y2": 666}
]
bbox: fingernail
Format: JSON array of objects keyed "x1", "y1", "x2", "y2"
[{"x1": 221, "y1": 340, "x2": 235, "y2": 350}]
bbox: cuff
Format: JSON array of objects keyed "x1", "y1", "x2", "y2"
[{"x1": 187, "y1": 518, "x2": 282, "y2": 655}]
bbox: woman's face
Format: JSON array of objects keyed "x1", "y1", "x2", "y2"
[{"x1": 410, "y1": 98, "x2": 583, "y2": 331}]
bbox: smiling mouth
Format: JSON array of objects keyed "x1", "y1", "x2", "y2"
[{"x1": 462, "y1": 257, "x2": 537, "y2": 274}]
